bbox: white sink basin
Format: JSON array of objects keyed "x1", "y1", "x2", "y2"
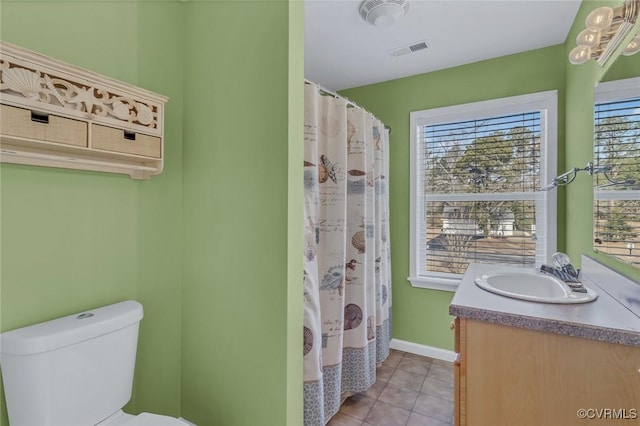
[{"x1": 474, "y1": 272, "x2": 598, "y2": 304}]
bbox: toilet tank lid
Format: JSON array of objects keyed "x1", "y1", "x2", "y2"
[{"x1": 0, "y1": 300, "x2": 143, "y2": 356}]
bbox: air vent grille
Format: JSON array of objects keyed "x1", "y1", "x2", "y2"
[
  {"x1": 388, "y1": 40, "x2": 430, "y2": 57},
  {"x1": 409, "y1": 42, "x2": 428, "y2": 52}
]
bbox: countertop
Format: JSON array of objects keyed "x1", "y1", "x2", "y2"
[{"x1": 449, "y1": 257, "x2": 640, "y2": 346}]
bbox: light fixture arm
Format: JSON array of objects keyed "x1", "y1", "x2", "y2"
[
  {"x1": 541, "y1": 162, "x2": 636, "y2": 191},
  {"x1": 569, "y1": 0, "x2": 640, "y2": 65},
  {"x1": 598, "y1": 0, "x2": 639, "y2": 64}
]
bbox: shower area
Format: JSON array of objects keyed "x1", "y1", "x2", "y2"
[{"x1": 302, "y1": 81, "x2": 392, "y2": 425}]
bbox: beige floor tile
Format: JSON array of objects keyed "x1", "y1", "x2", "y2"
[
  {"x1": 413, "y1": 393, "x2": 454, "y2": 423},
  {"x1": 376, "y1": 362, "x2": 396, "y2": 382},
  {"x1": 330, "y1": 350, "x2": 455, "y2": 426},
  {"x1": 403, "y1": 352, "x2": 435, "y2": 362},
  {"x1": 384, "y1": 349, "x2": 405, "y2": 367},
  {"x1": 420, "y1": 376, "x2": 454, "y2": 402},
  {"x1": 378, "y1": 382, "x2": 419, "y2": 411},
  {"x1": 388, "y1": 367, "x2": 426, "y2": 391},
  {"x1": 431, "y1": 358, "x2": 453, "y2": 368},
  {"x1": 340, "y1": 394, "x2": 375, "y2": 420},
  {"x1": 406, "y1": 411, "x2": 452, "y2": 426},
  {"x1": 397, "y1": 356, "x2": 432, "y2": 376},
  {"x1": 327, "y1": 412, "x2": 364, "y2": 426},
  {"x1": 362, "y1": 379, "x2": 386, "y2": 400},
  {"x1": 427, "y1": 363, "x2": 454, "y2": 383},
  {"x1": 364, "y1": 400, "x2": 411, "y2": 426}
]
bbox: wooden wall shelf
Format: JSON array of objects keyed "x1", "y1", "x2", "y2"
[{"x1": 0, "y1": 41, "x2": 168, "y2": 179}]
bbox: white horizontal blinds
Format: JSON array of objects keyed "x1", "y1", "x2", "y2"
[
  {"x1": 594, "y1": 95, "x2": 640, "y2": 266},
  {"x1": 422, "y1": 112, "x2": 541, "y2": 194},
  {"x1": 594, "y1": 97, "x2": 640, "y2": 188},
  {"x1": 419, "y1": 111, "x2": 541, "y2": 276}
]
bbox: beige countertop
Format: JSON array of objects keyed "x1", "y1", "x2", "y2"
[{"x1": 449, "y1": 256, "x2": 640, "y2": 346}]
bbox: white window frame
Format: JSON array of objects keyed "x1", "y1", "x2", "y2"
[
  {"x1": 594, "y1": 77, "x2": 640, "y2": 259},
  {"x1": 409, "y1": 91, "x2": 558, "y2": 291},
  {"x1": 595, "y1": 77, "x2": 640, "y2": 103}
]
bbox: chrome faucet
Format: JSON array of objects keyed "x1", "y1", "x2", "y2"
[
  {"x1": 540, "y1": 252, "x2": 585, "y2": 292},
  {"x1": 551, "y1": 252, "x2": 580, "y2": 279}
]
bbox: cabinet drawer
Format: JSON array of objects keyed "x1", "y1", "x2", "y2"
[
  {"x1": 0, "y1": 104, "x2": 87, "y2": 147},
  {"x1": 91, "y1": 124, "x2": 161, "y2": 158}
]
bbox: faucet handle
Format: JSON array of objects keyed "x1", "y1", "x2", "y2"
[
  {"x1": 552, "y1": 252, "x2": 571, "y2": 267},
  {"x1": 552, "y1": 252, "x2": 579, "y2": 278},
  {"x1": 540, "y1": 264, "x2": 582, "y2": 284}
]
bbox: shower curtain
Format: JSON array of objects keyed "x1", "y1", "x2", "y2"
[{"x1": 303, "y1": 82, "x2": 392, "y2": 425}]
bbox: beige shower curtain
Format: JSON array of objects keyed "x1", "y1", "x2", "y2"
[{"x1": 303, "y1": 82, "x2": 392, "y2": 425}]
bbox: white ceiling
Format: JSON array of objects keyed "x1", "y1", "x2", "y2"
[{"x1": 305, "y1": 0, "x2": 582, "y2": 91}]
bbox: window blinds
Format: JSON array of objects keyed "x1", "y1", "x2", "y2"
[
  {"x1": 594, "y1": 96, "x2": 640, "y2": 266},
  {"x1": 417, "y1": 111, "x2": 542, "y2": 276}
]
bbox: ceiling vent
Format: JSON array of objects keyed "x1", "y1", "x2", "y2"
[
  {"x1": 360, "y1": 0, "x2": 410, "y2": 28},
  {"x1": 388, "y1": 40, "x2": 429, "y2": 57}
]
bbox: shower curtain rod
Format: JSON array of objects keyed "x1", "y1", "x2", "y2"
[{"x1": 304, "y1": 79, "x2": 392, "y2": 134}]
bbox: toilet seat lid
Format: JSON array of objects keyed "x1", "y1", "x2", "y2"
[{"x1": 123, "y1": 413, "x2": 191, "y2": 426}]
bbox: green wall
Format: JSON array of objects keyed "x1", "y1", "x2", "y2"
[
  {"x1": 0, "y1": 2, "x2": 185, "y2": 424},
  {"x1": 341, "y1": 46, "x2": 567, "y2": 351},
  {"x1": 1, "y1": 1, "x2": 304, "y2": 425},
  {"x1": 286, "y1": 1, "x2": 305, "y2": 423},
  {"x1": 134, "y1": 1, "x2": 185, "y2": 416},
  {"x1": 180, "y1": 1, "x2": 302, "y2": 425},
  {"x1": 603, "y1": 52, "x2": 640, "y2": 82}
]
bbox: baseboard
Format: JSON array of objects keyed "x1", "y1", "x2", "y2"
[{"x1": 389, "y1": 338, "x2": 456, "y2": 362}]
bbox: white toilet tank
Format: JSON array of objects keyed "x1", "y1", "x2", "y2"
[{"x1": 0, "y1": 300, "x2": 143, "y2": 426}]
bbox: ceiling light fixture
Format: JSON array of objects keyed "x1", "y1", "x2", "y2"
[
  {"x1": 360, "y1": 0, "x2": 409, "y2": 28},
  {"x1": 569, "y1": 0, "x2": 640, "y2": 65}
]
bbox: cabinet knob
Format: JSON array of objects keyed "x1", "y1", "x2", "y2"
[{"x1": 449, "y1": 321, "x2": 455, "y2": 330}]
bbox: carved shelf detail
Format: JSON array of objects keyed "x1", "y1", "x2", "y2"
[{"x1": 0, "y1": 41, "x2": 168, "y2": 179}]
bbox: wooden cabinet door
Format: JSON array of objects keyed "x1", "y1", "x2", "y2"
[{"x1": 462, "y1": 319, "x2": 640, "y2": 426}]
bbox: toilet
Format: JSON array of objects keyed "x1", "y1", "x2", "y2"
[{"x1": 0, "y1": 300, "x2": 193, "y2": 426}]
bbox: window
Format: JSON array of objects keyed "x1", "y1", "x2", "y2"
[
  {"x1": 594, "y1": 77, "x2": 640, "y2": 267},
  {"x1": 409, "y1": 92, "x2": 557, "y2": 290}
]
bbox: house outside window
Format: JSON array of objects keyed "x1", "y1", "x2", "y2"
[
  {"x1": 409, "y1": 92, "x2": 557, "y2": 291},
  {"x1": 594, "y1": 77, "x2": 640, "y2": 267}
]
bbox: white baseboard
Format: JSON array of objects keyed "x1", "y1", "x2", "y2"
[{"x1": 389, "y1": 338, "x2": 456, "y2": 362}]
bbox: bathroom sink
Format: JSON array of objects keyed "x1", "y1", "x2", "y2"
[{"x1": 474, "y1": 272, "x2": 598, "y2": 304}]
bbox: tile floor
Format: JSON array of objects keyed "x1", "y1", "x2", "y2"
[{"x1": 327, "y1": 349, "x2": 454, "y2": 426}]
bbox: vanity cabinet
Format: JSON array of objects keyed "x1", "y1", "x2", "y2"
[
  {"x1": 0, "y1": 41, "x2": 168, "y2": 179},
  {"x1": 454, "y1": 317, "x2": 640, "y2": 426}
]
